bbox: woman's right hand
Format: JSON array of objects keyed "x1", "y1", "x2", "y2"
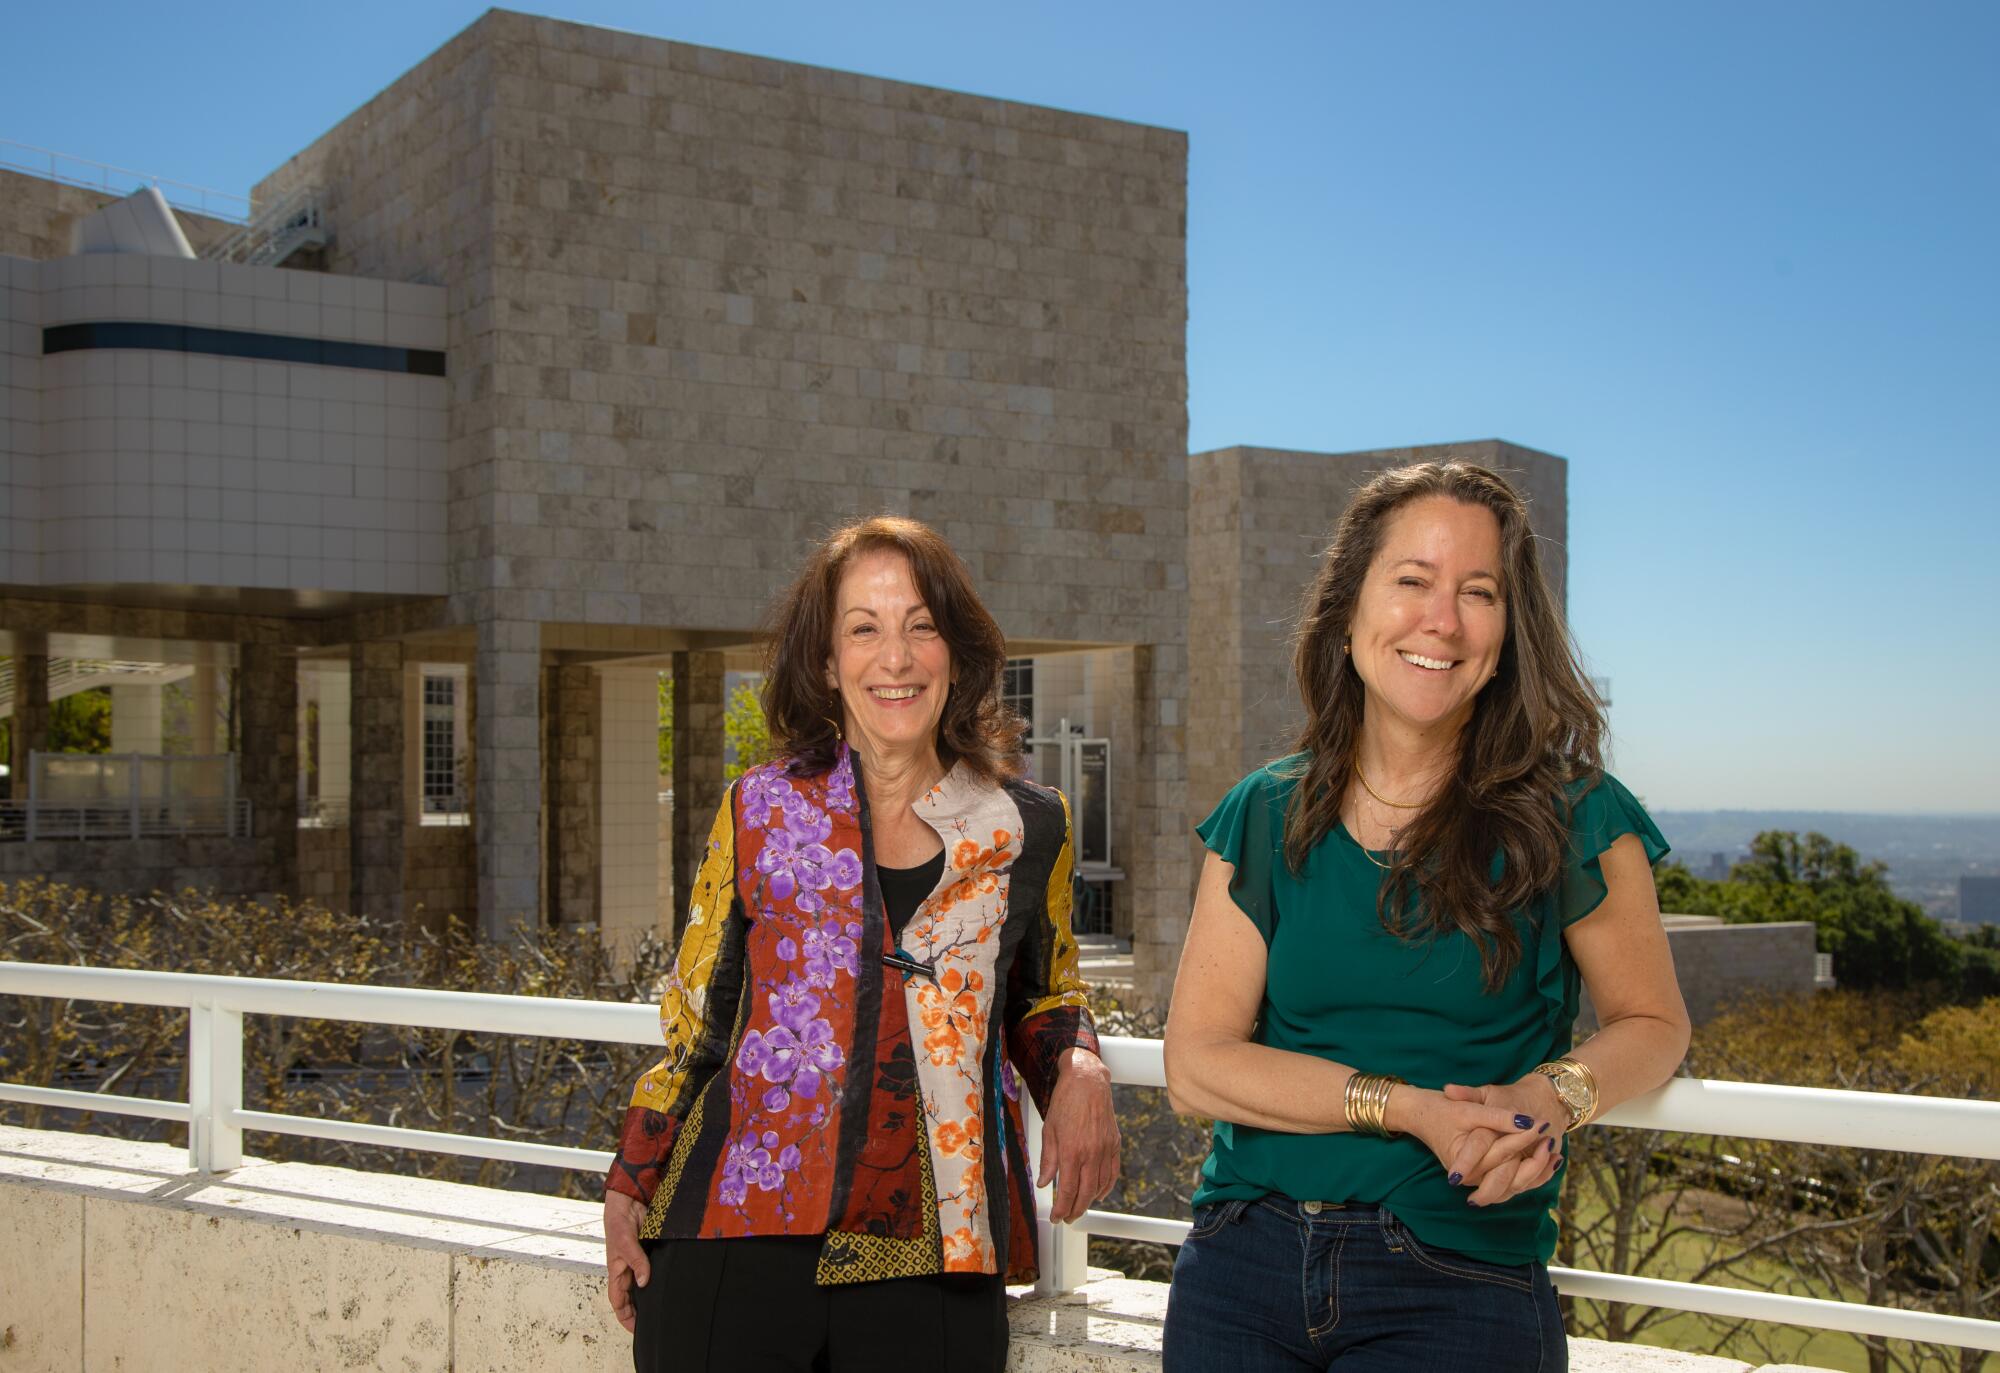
[
  {"x1": 603, "y1": 1190, "x2": 651, "y2": 1334},
  {"x1": 1385, "y1": 1085, "x2": 1551, "y2": 1197}
]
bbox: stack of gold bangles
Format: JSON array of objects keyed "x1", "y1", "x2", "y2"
[{"x1": 1343, "y1": 1071, "x2": 1404, "y2": 1137}]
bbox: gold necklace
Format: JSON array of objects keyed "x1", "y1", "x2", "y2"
[
  {"x1": 1344, "y1": 805, "x2": 1398, "y2": 870},
  {"x1": 1355, "y1": 767, "x2": 1425, "y2": 809}
]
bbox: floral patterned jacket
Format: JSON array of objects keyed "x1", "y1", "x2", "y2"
[{"x1": 604, "y1": 745, "x2": 1099, "y2": 1286}]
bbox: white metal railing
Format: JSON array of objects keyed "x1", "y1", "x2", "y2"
[
  {"x1": 0, "y1": 797, "x2": 250, "y2": 842},
  {"x1": 0, "y1": 963, "x2": 1995, "y2": 1354},
  {"x1": 0, "y1": 140, "x2": 251, "y2": 222},
  {"x1": 204, "y1": 183, "x2": 326, "y2": 266}
]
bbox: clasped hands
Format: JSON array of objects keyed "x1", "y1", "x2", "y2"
[{"x1": 1385, "y1": 1073, "x2": 1568, "y2": 1207}]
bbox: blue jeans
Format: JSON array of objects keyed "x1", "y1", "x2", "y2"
[{"x1": 1163, "y1": 1197, "x2": 1567, "y2": 1373}]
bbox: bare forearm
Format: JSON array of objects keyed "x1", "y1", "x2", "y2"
[
  {"x1": 1566, "y1": 1010, "x2": 1690, "y2": 1119},
  {"x1": 1166, "y1": 1036, "x2": 1361, "y2": 1133}
]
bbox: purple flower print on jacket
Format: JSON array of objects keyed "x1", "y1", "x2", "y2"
[
  {"x1": 825, "y1": 751, "x2": 857, "y2": 813},
  {"x1": 737, "y1": 770, "x2": 792, "y2": 830},
  {"x1": 719, "y1": 1130, "x2": 804, "y2": 1205},
  {"x1": 754, "y1": 802, "x2": 864, "y2": 913},
  {"x1": 736, "y1": 978, "x2": 847, "y2": 1108},
  {"x1": 802, "y1": 918, "x2": 862, "y2": 989}
]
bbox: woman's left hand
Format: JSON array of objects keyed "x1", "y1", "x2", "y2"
[
  {"x1": 1440, "y1": 1077, "x2": 1566, "y2": 1206},
  {"x1": 1037, "y1": 1047, "x2": 1121, "y2": 1223}
]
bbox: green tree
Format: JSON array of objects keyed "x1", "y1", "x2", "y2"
[
  {"x1": 723, "y1": 679, "x2": 774, "y2": 780},
  {"x1": 1656, "y1": 831, "x2": 1995, "y2": 1001},
  {"x1": 656, "y1": 673, "x2": 673, "y2": 778},
  {"x1": 50, "y1": 688, "x2": 113, "y2": 753}
]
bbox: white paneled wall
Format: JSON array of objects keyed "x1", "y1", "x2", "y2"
[
  {"x1": 597, "y1": 666, "x2": 665, "y2": 955},
  {"x1": 2, "y1": 250, "x2": 448, "y2": 595}
]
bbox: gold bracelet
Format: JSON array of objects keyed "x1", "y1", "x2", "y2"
[
  {"x1": 1532, "y1": 1057, "x2": 1600, "y2": 1132},
  {"x1": 1343, "y1": 1071, "x2": 1405, "y2": 1138}
]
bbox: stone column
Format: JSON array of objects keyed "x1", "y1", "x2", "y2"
[
  {"x1": 8, "y1": 637, "x2": 50, "y2": 801},
  {"x1": 670, "y1": 650, "x2": 726, "y2": 938},
  {"x1": 110, "y1": 684, "x2": 164, "y2": 755},
  {"x1": 545, "y1": 663, "x2": 600, "y2": 928},
  {"x1": 1127, "y1": 642, "x2": 1192, "y2": 1011},
  {"x1": 476, "y1": 618, "x2": 542, "y2": 940},
  {"x1": 189, "y1": 664, "x2": 222, "y2": 756},
  {"x1": 349, "y1": 641, "x2": 405, "y2": 922},
  {"x1": 236, "y1": 642, "x2": 298, "y2": 897}
]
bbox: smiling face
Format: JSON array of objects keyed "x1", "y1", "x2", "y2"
[
  {"x1": 825, "y1": 547, "x2": 953, "y2": 769},
  {"x1": 1347, "y1": 495, "x2": 1508, "y2": 737}
]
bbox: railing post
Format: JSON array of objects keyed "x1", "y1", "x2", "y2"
[
  {"x1": 1022, "y1": 1092, "x2": 1089, "y2": 1294},
  {"x1": 187, "y1": 1000, "x2": 244, "y2": 1170}
]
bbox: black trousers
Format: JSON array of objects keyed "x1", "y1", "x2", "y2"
[{"x1": 631, "y1": 1235, "x2": 1009, "y2": 1372}]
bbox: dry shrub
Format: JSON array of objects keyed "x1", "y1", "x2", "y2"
[{"x1": 0, "y1": 878, "x2": 671, "y2": 1200}]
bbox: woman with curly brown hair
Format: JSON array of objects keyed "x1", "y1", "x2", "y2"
[
  {"x1": 1162, "y1": 462, "x2": 1690, "y2": 1372},
  {"x1": 601, "y1": 515, "x2": 1117, "y2": 1371}
]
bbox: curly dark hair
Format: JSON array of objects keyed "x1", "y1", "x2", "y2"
[
  {"x1": 1285, "y1": 461, "x2": 1606, "y2": 991},
  {"x1": 761, "y1": 516, "x2": 1024, "y2": 784}
]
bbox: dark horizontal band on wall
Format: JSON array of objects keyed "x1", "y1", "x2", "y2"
[{"x1": 42, "y1": 321, "x2": 446, "y2": 377}]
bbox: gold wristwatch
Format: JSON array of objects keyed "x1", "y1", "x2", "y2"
[{"x1": 1531, "y1": 1057, "x2": 1599, "y2": 1132}]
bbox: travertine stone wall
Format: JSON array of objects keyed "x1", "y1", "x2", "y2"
[
  {"x1": 476, "y1": 617, "x2": 541, "y2": 937},
  {"x1": 297, "y1": 823, "x2": 351, "y2": 909},
  {"x1": 8, "y1": 645, "x2": 50, "y2": 801},
  {"x1": 235, "y1": 641, "x2": 298, "y2": 895},
  {"x1": 350, "y1": 639, "x2": 405, "y2": 921},
  {"x1": 0, "y1": 835, "x2": 279, "y2": 893},
  {"x1": 670, "y1": 649, "x2": 727, "y2": 936},
  {"x1": 1129, "y1": 644, "x2": 1191, "y2": 1006},
  {"x1": 405, "y1": 825, "x2": 475, "y2": 929},
  {"x1": 1186, "y1": 441, "x2": 1569, "y2": 826},
  {"x1": 547, "y1": 663, "x2": 600, "y2": 925},
  {"x1": 0, "y1": 169, "x2": 235, "y2": 262}
]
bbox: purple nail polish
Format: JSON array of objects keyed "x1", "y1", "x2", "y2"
[
  {"x1": 1553, "y1": 1157, "x2": 1566, "y2": 1173},
  {"x1": 1513, "y1": 1114, "x2": 1532, "y2": 1130},
  {"x1": 1537, "y1": 1121, "x2": 1550, "y2": 1135},
  {"x1": 1546, "y1": 1137, "x2": 1557, "y2": 1152},
  {"x1": 1448, "y1": 1171, "x2": 1462, "y2": 1186}
]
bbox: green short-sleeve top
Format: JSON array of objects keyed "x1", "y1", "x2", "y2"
[{"x1": 1190, "y1": 757, "x2": 1669, "y2": 1265}]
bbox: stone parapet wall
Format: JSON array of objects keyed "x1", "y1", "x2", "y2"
[
  {"x1": 406, "y1": 824, "x2": 476, "y2": 929},
  {"x1": 297, "y1": 822, "x2": 352, "y2": 909},
  {"x1": 0, "y1": 834, "x2": 281, "y2": 898},
  {"x1": 0, "y1": 1125, "x2": 1832, "y2": 1373},
  {"x1": 0, "y1": 168, "x2": 236, "y2": 262}
]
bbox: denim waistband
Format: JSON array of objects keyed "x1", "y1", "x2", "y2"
[{"x1": 1247, "y1": 1196, "x2": 1391, "y2": 1225}]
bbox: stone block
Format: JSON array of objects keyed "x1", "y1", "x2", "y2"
[{"x1": 0, "y1": 1181, "x2": 80, "y2": 1369}]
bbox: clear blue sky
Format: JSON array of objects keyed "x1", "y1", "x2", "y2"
[{"x1": 6, "y1": 2, "x2": 1996, "y2": 812}]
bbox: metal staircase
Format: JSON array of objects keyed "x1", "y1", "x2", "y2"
[{"x1": 204, "y1": 183, "x2": 328, "y2": 267}]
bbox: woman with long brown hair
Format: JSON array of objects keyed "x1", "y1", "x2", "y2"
[
  {"x1": 601, "y1": 516, "x2": 1118, "y2": 1371},
  {"x1": 1162, "y1": 462, "x2": 1690, "y2": 1372}
]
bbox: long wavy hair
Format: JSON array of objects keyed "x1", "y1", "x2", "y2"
[
  {"x1": 761, "y1": 516, "x2": 1024, "y2": 784},
  {"x1": 1284, "y1": 462, "x2": 1605, "y2": 991}
]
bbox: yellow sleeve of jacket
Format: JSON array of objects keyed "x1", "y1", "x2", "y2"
[
  {"x1": 605, "y1": 788, "x2": 742, "y2": 1203},
  {"x1": 1004, "y1": 790, "x2": 1100, "y2": 1113}
]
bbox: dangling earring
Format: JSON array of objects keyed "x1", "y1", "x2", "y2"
[{"x1": 820, "y1": 712, "x2": 844, "y2": 741}]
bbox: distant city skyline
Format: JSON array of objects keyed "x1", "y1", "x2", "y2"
[{"x1": 4, "y1": 1, "x2": 1995, "y2": 811}]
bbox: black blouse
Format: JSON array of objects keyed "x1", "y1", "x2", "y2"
[{"x1": 877, "y1": 848, "x2": 946, "y2": 943}]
